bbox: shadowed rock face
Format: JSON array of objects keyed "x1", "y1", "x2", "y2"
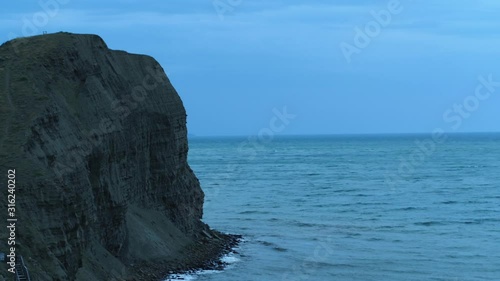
[{"x1": 0, "y1": 32, "x2": 210, "y2": 280}]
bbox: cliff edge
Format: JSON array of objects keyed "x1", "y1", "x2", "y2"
[{"x1": 0, "y1": 32, "x2": 233, "y2": 281}]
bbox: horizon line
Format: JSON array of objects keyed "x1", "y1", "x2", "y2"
[{"x1": 188, "y1": 131, "x2": 500, "y2": 138}]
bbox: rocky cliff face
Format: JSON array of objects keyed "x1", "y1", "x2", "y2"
[{"x1": 0, "y1": 33, "x2": 220, "y2": 281}]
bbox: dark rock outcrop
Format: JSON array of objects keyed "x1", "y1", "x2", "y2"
[{"x1": 0, "y1": 32, "x2": 229, "y2": 281}]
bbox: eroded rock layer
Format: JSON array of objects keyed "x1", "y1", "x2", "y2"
[{"x1": 0, "y1": 33, "x2": 216, "y2": 281}]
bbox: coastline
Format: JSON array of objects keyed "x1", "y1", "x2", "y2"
[{"x1": 132, "y1": 231, "x2": 242, "y2": 281}]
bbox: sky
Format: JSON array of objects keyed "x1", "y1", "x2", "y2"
[{"x1": 1, "y1": 0, "x2": 500, "y2": 136}]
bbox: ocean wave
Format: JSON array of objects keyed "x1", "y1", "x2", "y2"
[{"x1": 165, "y1": 253, "x2": 241, "y2": 281}]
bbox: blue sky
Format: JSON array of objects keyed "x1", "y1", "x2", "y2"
[{"x1": 2, "y1": 0, "x2": 500, "y2": 136}]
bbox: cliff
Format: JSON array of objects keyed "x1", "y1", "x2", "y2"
[{"x1": 0, "y1": 32, "x2": 232, "y2": 281}]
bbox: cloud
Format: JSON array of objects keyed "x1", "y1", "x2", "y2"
[{"x1": 2, "y1": 1, "x2": 500, "y2": 61}]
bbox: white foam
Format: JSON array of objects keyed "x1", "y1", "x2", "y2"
[
  {"x1": 165, "y1": 274, "x2": 197, "y2": 281},
  {"x1": 164, "y1": 251, "x2": 241, "y2": 280},
  {"x1": 165, "y1": 269, "x2": 224, "y2": 281},
  {"x1": 220, "y1": 254, "x2": 240, "y2": 264},
  {"x1": 200, "y1": 270, "x2": 223, "y2": 275}
]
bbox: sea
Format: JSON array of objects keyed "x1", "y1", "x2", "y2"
[{"x1": 167, "y1": 133, "x2": 500, "y2": 281}]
